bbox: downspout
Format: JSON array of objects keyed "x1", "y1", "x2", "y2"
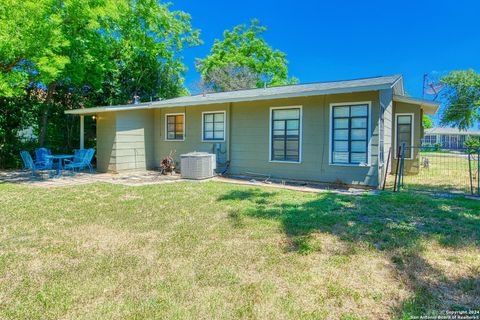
[
  {"x1": 227, "y1": 102, "x2": 232, "y2": 163},
  {"x1": 222, "y1": 102, "x2": 232, "y2": 175}
]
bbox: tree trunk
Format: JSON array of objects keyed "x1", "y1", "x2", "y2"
[{"x1": 38, "y1": 83, "x2": 56, "y2": 146}]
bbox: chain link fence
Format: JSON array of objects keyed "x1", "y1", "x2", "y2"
[{"x1": 384, "y1": 145, "x2": 480, "y2": 196}]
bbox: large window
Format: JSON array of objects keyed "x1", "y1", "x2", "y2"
[
  {"x1": 165, "y1": 113, "x2": 184, "y2": 141},
  {"x1": 203, "y1": 112, "x2": 225, "y2": 141},
  {"x1": 270, "y1": 107, "x2": 301, "y2": 162},
  {"x1": 396, "y1": 114, "x2": 413, "y2": 158},
  {"x1": 331, "y1": 103, "x2": 369, "y2": 165}
]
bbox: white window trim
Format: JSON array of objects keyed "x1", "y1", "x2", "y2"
[
  {"x1": 201, "y1": 111, "x2": 226, "y2": 142},
  {"x1": 378, "y1": 106, "x2": 385, "y2": 168},
  {"x1": 269, "y1": 105, "x2": 303, "y2": 164},
  {"x1": 164, "y1": 112, "x2": 185, "y2": 141},
  {"x1": 394, "y1": 113, "x2": 414, "y2": 160},
  {"x1": 328, "y1": 101, "x2": 372, "y2": 167}
]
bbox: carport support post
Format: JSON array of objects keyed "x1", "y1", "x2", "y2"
[{"x1": 80, "y1": 115, "x2": 85, "y2": 149}]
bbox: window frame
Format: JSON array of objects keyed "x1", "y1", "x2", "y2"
[
  {"x1": 329, "y1": 101, "x2": 372, "y2": 167},
  {"x1": 269, "y1": 105, "x2": 303, "y2": 164},
  {"x1": 201, "y1": 111, "x2": 226, "y2": 142},
  {"x1": 164, "y1": 112, "x2": 185, "y2": 141},
  {"x1": 394, "y1": 113, "x2": 414, "y2": 159}
]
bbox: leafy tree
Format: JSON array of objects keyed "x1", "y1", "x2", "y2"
[
  {"x1": 422, "y1": 115, "x2": 433, "y2": 129},
  {"x1": 0, "y1": 0, "x2": 200, "y2": 167},
  {"x1": 196, "y1": 19, "x2": 296, "y2": 91},
  {"x1": 197, "y1": 64, "x2": 257, "y2": 92},
  {"x1": 441, "y1": 69, "x2": 480, "y2": 130},
  {"x1": 96, "y1": 0, "x2": 201, "y2": 104},
  {"x1": 0, "y1": 0, "x2": 69, "y2": 97},
  {"x1": 464, "y1": 137, "x2": 480, "y2": 151}
]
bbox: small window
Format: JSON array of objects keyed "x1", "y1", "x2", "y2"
[
  {"x1": 165, "y1": 114, "x2": 184, "y2": 140},
  {"x1": 271, "y1": 107, "x2": 301, "y2": 162},
  {"x1": 203, "y1": 112, "x2": 225, "y2": 141},
  {"x1": 396, "y1": 114, "x2": 413, "y2": 158},
  {"x1": 331, "y1": 104, "x2": 369, "y2": 165}
]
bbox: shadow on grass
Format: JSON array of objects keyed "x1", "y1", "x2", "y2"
[{"x1": 217, "y1": 188, "x2": 480, "y2": 316}]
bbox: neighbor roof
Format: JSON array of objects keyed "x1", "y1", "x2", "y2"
[
  {"x1": 65, "y1": 75, "x2": 403, "y2": 115},
  {"x1": 425, "y1": 128, "x2": 480, "y2": 135}
]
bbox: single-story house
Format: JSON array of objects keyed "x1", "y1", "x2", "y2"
[
  {"x1": 422, "y1": 127, "x2": 480, "y2": 150},
  {"x1": 65, "y1": 75, "x2": 439, "y2": 187}
]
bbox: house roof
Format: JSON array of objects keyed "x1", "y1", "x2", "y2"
[
  {"x1": 392, "y1": 95, "x2": 440, "y2": 115},
  {"x1": 65, "y1": 75, "x2": 403, "y2": 115},
  {"x1": 425, "y1": 127, "x2": 480, "y2": 136}
]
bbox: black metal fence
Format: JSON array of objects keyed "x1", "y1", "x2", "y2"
[{"x1": 385, "y1": 145, "x2": 480, "y2": 196}]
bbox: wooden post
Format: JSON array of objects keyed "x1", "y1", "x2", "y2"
[
  {"x1": 80, "y1": 115, "x2": 85, "y2": 149},
  {"x1": 382, "y1": 147, "x2": 392, "y2": 190}
]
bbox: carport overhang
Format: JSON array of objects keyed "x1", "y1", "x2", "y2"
[{"x1": 393, "y1": 95, "x2": 440, "y2": 115}]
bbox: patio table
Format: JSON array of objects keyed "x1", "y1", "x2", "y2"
[{"x1": 46, "y1": 154, "x2": 74, "y2": 177}]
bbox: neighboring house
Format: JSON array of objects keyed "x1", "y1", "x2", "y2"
[
  {"x1": 422, "y1": 127, "x2": 480, "y2": 150},
  {"x1": 66, "y1": 75, "x2": 439, "y2": 187}
]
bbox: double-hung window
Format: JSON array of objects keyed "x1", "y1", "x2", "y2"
[
  {"x1": 396, "y1": 114, "x2": 413, "y2": 158},
  {"x1": 331, "y1": 103, "x2": 369, "y2": 165},
  {"x1": 165, "y1": 113, "x2": 184, "y2": 141},
  {"x1": 203, "y1": 112, "x2": 225, "y2": 141},
  {"x1": 271, "y1": 107, "x2": 301, "y2": 162}
]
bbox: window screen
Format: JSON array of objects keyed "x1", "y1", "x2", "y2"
[
  {"x1": 331, "y1": 104, "x2": 369, "y2": 164},
  {"x1": 166, "y1": 114, "x2": 184, "y2": 140},
  {"x1": 203, "y1": 112, "x2": 225, "y2": 141},
  {"x1": 271, "y1": 108, "x2": 301, "y2": 162}
]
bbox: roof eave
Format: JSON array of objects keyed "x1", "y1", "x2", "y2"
[
  {"x1": 393, "y1": 95, "x2": 440, "y2": 115},
  {"x1": 66, "y1": 83, "x2": 394, "y2": 115}
]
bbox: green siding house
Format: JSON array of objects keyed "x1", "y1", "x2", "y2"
[{"x1": 66, "y1": 75, "x2": 439, "y2": 187}]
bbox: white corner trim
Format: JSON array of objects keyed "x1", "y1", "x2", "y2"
[
  {"x1": 201, "y1": 110, "x2": 226, "y2": 142},
  {"x1": 164, "y1": 112, "x2": 186, "y2": 141},
  {"x1": 269, "y1": 105, "x2": 303, "y2": 164},
  {"x1": 328, "y1": 101, "x2": 372, "y2": 167},
  {"x1": 394, "y1": 113, "x2": 415, "y2": 160}
]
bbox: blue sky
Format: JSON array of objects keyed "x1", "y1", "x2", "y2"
[{"x1": 173, "y1": 0, "x2": 479, "y2": 123}]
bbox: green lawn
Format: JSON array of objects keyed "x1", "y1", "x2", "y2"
[{"x1": 0, "y1": 182, "x2": 479, "y2": 319}]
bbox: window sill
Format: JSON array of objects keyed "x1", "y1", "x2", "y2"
[
  {"x1": 329, "y1": 163, "x2": 371, "y2": 167},
  {"x1": 165, "y1": 139, "x2": 185, "y2": 142},
  {"x1": 269, "y1": 160, "x2": 302, "y2": 164},
  {"x1": 202, "y1": 139, "x2": 225, "y2": 143}
]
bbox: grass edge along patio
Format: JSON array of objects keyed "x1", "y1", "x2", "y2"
[{"x1": 66, "y1": 74, "x2": 439, "y2": 187}]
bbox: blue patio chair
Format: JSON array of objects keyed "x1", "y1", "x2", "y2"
[
  {"x1": 73, "y1": 149, "x2": 88, "y2": 163},
  {"x1": 20, "y1": 151, "x2": 53, "y2": 176},
  {"x1": 34, "y1": 148, "x2": 51, "y2": 166},
  {"x1": 64, "y1": 148, "x2": 95, "y2": 174}
]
